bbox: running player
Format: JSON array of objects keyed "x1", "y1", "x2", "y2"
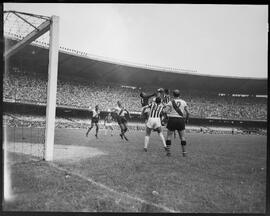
[
  {"x1": 112, "y1": 101, "x2": 130, "y2": 141},
  {"x1": 141, "y1": 97, "x2": 167, "y2": 152},
  {"x1": 86, "y1": 105, "x2": 100, "y2": 138},
  {"x1": 164, "y1": 89, "x2": 189, "y2": 157},
  {"x1": 104, "y1": 110, "x2": 114, "y2": 136}
]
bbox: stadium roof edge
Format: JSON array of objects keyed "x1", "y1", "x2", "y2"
[
  {"x1": 60, "y1": 49, "x2": 267, "y2": 81},
  {"x1": 5, "y1": 35, "x2": 266, "y2": 81}
]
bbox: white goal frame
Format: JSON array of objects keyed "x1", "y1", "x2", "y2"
[{"x1": 4, "y1": 13, "x2": 60, "y2": 161}]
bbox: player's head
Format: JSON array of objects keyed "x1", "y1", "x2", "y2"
[
  {"x1": 140, "y1": 92, "x2": 145, "y2": 98},
  {"x1": 155, "y1": 97, "x2": 162, "y2": 104},
  {"x1": 95, "y1": 105, "x2": 99, "y2": 110},
  {"x1": 117, "y1": 101, "x2": 121, "y2": 107},
  {"x1": 173, "y1": 89, "x2": 180, "y2": 98},
  {"x1": 164, "y1": 88, "x2": 169, "y2": 95},
  {"x1": 157, "y1": 88, "x2": 164, "y2": 94}
]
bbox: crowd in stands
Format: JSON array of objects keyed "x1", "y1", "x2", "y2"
[{"x1": 3, "y1": 69, "x2": 267, "y2": 121}]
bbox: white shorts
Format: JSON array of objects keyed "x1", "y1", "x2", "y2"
[
  {"x1": 105, "y1": 123, "x2": 113, "y2": 127},
  {"x1": 146, "y1": 117, "x2": 161, "y2": 129}
]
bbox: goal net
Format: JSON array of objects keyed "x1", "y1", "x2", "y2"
[{"x1": 3, "y1": 11, "x2": 59, "y2": 162}]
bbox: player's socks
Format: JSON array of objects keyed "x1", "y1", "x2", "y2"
[
  {"x1": 144, "y1": 148, "x2": 147, "y2": 152},
  {"x1": 166, "y1": 140, "x2": 171, "y2": 156},
  {"x1": 124, "y1": 135, "x2": 128, "y2": 141},
  {"x1": 181, "y1": 140, "x2": 187, "y2": 157},
  {"x1": 120, "y1": 133, "x2": 123, "y2": 139},
  {"x1": 144, "y1": 136, "x2": 150, "y2": 149}
]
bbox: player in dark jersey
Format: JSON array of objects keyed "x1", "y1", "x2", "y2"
[
  {"x1": 140, "y1": 92, "x2": 156, "y2": 107},
  {"x1": 112, "y1": 101, "x2": 131, "y2": 141},
  {"x1": 164, "y1": 89, "x2": 190, "y2": 157},
  {"x1": 86, "y1": 105, "x2": 100, "y2": 138},
  {"x1": 140, "y1": 91, "x2": 156, "y2": 123},
  {"x1": 141, "y1": 97, "x2": 167, "y2": 152}
]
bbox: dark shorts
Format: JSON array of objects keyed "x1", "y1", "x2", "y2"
[
  {"x1": 117, "y1": 116, "x2": 127, "y2": 125},
  {"x1": 166, "y1": 117, "x2": 185, "y2": 131},
  {"x1": 142, "y1": 112, "x2": 149, "y2": 121},
  {"x1": 92, "y1": 117, "x2": 99, "y2": 124}
]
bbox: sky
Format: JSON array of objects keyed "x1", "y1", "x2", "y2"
[{"x1": 4, "y1": 3, "x2": 268, "y2": 78}]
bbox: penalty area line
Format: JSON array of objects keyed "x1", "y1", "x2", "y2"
[{"x1": 49, "y1": 163, "x2": 177, "y2": 213}]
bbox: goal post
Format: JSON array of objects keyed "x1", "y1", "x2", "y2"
[
  {"x1": 3, "y1": 11, "x2": 60, "y2": 161},
  {"x1": 44, "y1": 15, "x2": 59, "y2": 161}
]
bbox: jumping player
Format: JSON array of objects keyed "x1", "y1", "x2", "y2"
[
  {"x1": 140, "y1": 91, "x2": 156, "y2": 122},
  {"x1": 104, "y1": 110, "x2": 114, "y2": 136},
  {"x1": 141, "y1": 97, "x2": 167, "y2": 152},
  {"x1": 164, "y1": 89, "x2": 189, "y2": 157},
  {"x1": 140, "y1": 91, "x2": 156, "y2": 107},
  {"x1": 163, "y1": 88, "x2": 170, "y2": 104},
  {"x1": 86, "y1": 105, "x2": 100, "y2": 138},
  {"x1": 112, "y1": 101, "x2": 131, "y2": 141}
]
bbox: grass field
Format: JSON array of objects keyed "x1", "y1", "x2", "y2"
[{"x1": 3, "y1": 127, "x2": 267, "y2": 213}]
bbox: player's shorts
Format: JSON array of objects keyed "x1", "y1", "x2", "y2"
[
  {"x1": 161, "y1": 115, "x2": 168, "y2": 126},
  {"x1": 117, "y1": 116, "x2": 127, "y2": 125},
  {"x1": 105, "y1": 122, "x2": 113, "y2": 127},
  {"x1": 166, "y1": 117, "x2": 185, "y2": 131},
  {"x1": 92, "y1": 117, "x2": 99, "y2": 124},
  {"x1": 146, "y1": 117, "x2": 162, "y2": 129}
]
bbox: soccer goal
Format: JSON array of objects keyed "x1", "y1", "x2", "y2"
[{"x1": 3, "y1": 11, "x2": 59, "y2": 161}]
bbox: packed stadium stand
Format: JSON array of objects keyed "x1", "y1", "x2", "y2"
[{"x1": 4, "y1": 68, "x2": 267, "y2": 121}]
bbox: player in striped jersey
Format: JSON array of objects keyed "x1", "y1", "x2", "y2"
[
  {"x1": 112, "y1": 101, "x2": 130, "y2": 141},
  {"x1": 86, "y1": 105, "x2": 100, "y2": 138},
  {"x1": 140, "y1": 91, "x2": 156, "y2": 122},
  {"x1": 163, "y1": 88, "x2": 170, "y2": 104},
  {"x1": 141, "y1": 97, "x2": 167, "y2": 152},
  {"x1": 164, "y1": 89, "x2": 189, "y2": 157}
]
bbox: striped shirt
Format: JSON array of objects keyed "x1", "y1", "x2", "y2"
[
  {"x1": 145, "y1": 102, "x2": 164, "y2": 118},
  {"x1": 163, "y1": 95, "x2": 170, "y2": 104}
]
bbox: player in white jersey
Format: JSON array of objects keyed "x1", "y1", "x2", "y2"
[
  {"x1": 141, "y1": 97, "x2": 167, "y2": 152},
  {"x1": 112, "y1": 101, "x2": 130, "y2": 141},
  {"x1": 104, "y1": 110, "x2": 114, "y2": 136},
  {"x1": 86, "y1": 105, "x2": 100, "y2": 138},
  {"x1": 164, "y1": 89, "x2": 189, "y2": 157}
]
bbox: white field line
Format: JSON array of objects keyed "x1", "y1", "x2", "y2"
[{"x1": 50, "y1": 163, "x2": 177, "y2": 213}]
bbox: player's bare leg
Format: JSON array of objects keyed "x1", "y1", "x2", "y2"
[
  {"x1": 166, "y1": 130, "x2": 174, "y2": 156},
  {"x1": 156, "y1": 127, "x2": 167, "y2": 149},
  {"x1": 95, "y1": 123, "x2": 99, "y2": 138},
  {"x1": 178, "y1": 130, "x2": 187, "y2": 157},
  {"x1": 144, "y1": 127, "x2": 152, "y2": 152},
  {"x1": 110, "y1": 125, "x2": 114, "y2": 136},
  {"x1": 86, "y1": 122, "x2": 94, "y2": 137},
  {"x1": 122, "y1": 123, "x2": 129, "y2": 141},
  {"x1": 119, "y1": 123, "x2": 128, "y2": 140}
]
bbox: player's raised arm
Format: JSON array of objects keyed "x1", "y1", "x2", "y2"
[{"x1": 141, "y1": 104, "x2": 151, "y2": 116}]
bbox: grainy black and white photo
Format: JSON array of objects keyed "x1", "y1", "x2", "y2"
[{"x1": 3, "y1": 3, "x2": 268, "y2": 213}]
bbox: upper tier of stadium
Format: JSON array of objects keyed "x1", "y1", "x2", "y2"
[{"x1": 5, "y1": 37, "x2": 267, "y2": 95}]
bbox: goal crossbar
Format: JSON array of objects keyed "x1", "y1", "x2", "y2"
[{"x1": 4, "y1": 19, "x2": 51, "y2": 59}]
